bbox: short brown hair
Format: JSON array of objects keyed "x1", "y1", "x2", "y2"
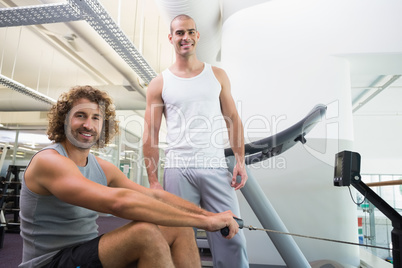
[
  {"x1": 47, "y1": 85, "x2": 119, "y2": 148},
  {"x1": 170, "y1": 14, "x2": 197, "y2": 34}
]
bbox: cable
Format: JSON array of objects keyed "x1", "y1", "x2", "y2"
[
  {"x1": 246, "y1": 226, "x2": 395, "y2": 252},
  {"x1": 348, "y1": 185, "x2": 367, "y2": 206}
]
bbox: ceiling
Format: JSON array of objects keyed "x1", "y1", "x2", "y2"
[
  {"x1": 0, "y1": 0, "x2": 174, "y2": 149},
  {"x1": 0, "y1": 0, "x2": 401, "y2": 154},
  {"x1": 0, "y1": 0, "x2": 172, "y2": 109}
]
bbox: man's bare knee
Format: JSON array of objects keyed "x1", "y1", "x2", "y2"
[
  {"x1": 130, "y1": 223, "x2": 174, "y2": 268},
  {"x1": 100, "y1": 222, "x2": 173, "y2": 268},
  {"x1": 128, "y1": 222, "x2": 164, "y2": 244},
  {"x1": 159, "y1": 226, "x2": 201, "y2": 268},
  {"x1": 122, "y1": 222, "x2": 173, "y2": 255}
]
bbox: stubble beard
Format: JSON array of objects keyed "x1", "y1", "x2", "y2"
[{"x1": 64, "y1": 123, "x2": 98, "y2": 150}]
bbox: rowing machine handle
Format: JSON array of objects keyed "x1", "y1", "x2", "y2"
[{"x1": 220, "y1": 217, "x2": 244, "y2": 237}]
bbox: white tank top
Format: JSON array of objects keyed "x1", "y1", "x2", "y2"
[{"x1": 162, "y1": 63, "x2": 228, "y2": 168}]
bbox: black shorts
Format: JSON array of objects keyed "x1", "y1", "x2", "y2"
[{"x1": 42, "y1": 236, "x2": 103, "y2": 268}]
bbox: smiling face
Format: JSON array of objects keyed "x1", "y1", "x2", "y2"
[
  {"x1": 64, "y1": 98, "x2": 103, "y2": 150},
  {"x1": 169, "y1": 17, "x2": 200, "y2": 57}
]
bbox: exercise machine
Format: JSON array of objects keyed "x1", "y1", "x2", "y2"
[
  {"x1": 225, "y1": 104, "x2": 327, "y2": 267},
  {"x1": 334, "y1": 150, "x2": 402, "y2": 268}
]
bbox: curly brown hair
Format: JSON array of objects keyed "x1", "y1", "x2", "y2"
[{"x1": 47, "y1": 85, "x2": 119, "y2": 148}]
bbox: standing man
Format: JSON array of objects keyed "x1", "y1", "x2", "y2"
[
  {"x1": 143, "y1": 14, "x2": 249, "y2": 267},
  {"x1": 19, "y1": 85, "x2": 240, "y2": 268}
]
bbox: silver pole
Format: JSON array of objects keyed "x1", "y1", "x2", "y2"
[
  {"x1": 0, "y1": 143, "x2": 9, "y2": 174},
  {"x1": 227, "y1": 156, "x2": 310, "y2": 268}
]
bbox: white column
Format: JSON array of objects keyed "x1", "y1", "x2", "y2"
[{"x1": 220, "y1": 0, "x2": 402, "y2": 266}]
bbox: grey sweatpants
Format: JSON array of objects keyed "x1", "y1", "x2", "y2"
[{"x1": 164, "y1": 168, "x2": 249, "y2": 268}]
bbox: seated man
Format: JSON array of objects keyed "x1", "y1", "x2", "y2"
[{"x1": 19, "y1": 85, "x2": 239, "y2": 268}]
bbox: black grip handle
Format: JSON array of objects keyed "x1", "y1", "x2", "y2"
[{"x1": 220, "y1": 217, "x2": 244, "y2": 237}]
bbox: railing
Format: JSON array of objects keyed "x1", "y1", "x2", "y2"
[{"x1": 358, "y1": 174, "x2": 402, "y2": 265}]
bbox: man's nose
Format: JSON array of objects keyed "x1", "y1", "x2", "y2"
[
  {"x1": 183, "y1": 33, "x2": 190, "y2": 40},
  {"x1": 83, "y1": 118, "x2": 94, "y2": 130}
]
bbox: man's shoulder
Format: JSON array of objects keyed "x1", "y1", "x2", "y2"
[
  {"x1": 147, "y1": 73, "x2": 164, "y2": 97},
  {"x1": 24, "y1": 148, "x2": 65, "y2": 188},
  {"x1": 35, "y1": 147, "x2": 61, "y2": 158},
  {"x1": 93, "y1": 155, "x2": 109, "y2": 168},
  {"x1": 211, "y1": 65, "x2": 225, "y2": 74},
  {"x1": 149, "y1": 73, "x2": 164, "y2": 87},
  {"x1": 210, "y1": 65, "x2": 229, "y2": 84},
  {"x1": 30, "y1": 148, "x2": 64, "y2": 169},
  {"x1": 94, "y1": 155, "x2": 117, "y2": 171}
]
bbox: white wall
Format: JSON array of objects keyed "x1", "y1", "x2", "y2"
[
  {"x1": 221, "y1": 0, "x2": 402, "y2": 266},
  {"x1": 354, "y1": 115, "x2": 402, "y2": 174}
]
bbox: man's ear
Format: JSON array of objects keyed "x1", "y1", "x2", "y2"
[{"x1": 168, "y1": 33, "x2": 173, "y2": 44}]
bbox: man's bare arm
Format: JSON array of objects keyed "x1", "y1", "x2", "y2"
[
  {"x1": 143, "y1": 75, "x2": 165, "y2": 189},
  {"x1": 25, "y1": 150, "x2": 239, "y2": 238},
  {"x1": 214, "y1": 66, "x2": 248, "y2": 190}
]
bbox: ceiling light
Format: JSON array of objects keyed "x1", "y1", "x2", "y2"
[{"x1": 0, "y1": 74, "x2": 56, "y2": 105}]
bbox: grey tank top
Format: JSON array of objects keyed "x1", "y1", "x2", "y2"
[{"x1": 19, "y1": 143, "x2": 107, "y2": 268}]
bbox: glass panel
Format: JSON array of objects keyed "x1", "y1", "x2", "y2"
[
  {"x1": 380, "y1": 175, "x2": 394, "y2": 207},
  {"x1": 0, "y1": 129, "x2": 51, "y2": 177}
]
